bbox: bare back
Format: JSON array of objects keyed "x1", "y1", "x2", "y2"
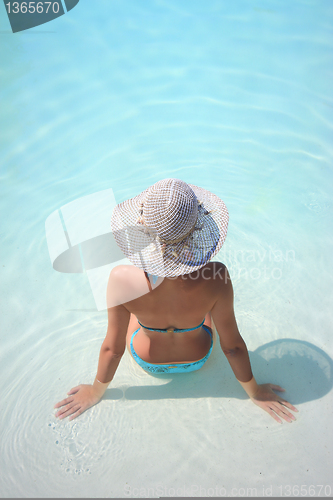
[
  {"x1": 107, "y1": 262, "x2": 230, "y2": 363},
  {"x1": 121, "y1": 262, "x2": 225, "y2": 328}
]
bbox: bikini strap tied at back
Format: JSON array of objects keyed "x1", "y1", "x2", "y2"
[{"x1": 137, "y1": 319, "x2": 205, "y2": 333}]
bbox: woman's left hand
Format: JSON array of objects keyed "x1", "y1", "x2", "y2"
[{"x1": 250, "y1": 383, "x2": 298, "y2": 423}]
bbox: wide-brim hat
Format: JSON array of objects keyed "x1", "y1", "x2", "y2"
[{"x1": 110, "y1": 178, "x2": 229, "y2": 278}]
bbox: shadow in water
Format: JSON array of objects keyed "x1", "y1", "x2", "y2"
[
  {"x1": 103, "y1": 339, "x2": 333, "y2": 403},
  {"x1": 102, "y1": 388, "x2": 123, "y2": 400}
]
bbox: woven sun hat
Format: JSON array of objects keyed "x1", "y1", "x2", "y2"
[{"x1": 110, "y1": 178, "x2": 229, "y2": 278}]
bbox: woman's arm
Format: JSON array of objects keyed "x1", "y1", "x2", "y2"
[
  {"x1": 54, "y1": 271, "x2": 130, "y2": 421},
  {"x1": 210, "y1": 265, "x2": 298, "y2": 423}
]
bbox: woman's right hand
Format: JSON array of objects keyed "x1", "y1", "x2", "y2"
[{"x1": 54, "y1": 384, "x2": 102, "y2": 421}]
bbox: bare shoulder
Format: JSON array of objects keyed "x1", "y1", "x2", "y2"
[
  {"x1": 205, "y1": 261, "x2": 228, "y2": 276},
  {"x1": 107, "y1": 265, "x2": 149, "y2": 307},
  {"x1": 109, "y1": 264, "x2": 140, "y2": 282},
  {"x1": 202, "y1": 262, "x2": 231, "y2": 289}
]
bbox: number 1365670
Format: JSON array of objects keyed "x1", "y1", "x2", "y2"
[
  {"x1": 5, "y1": 2, "x2": 60, "y2": 14},
  {"x1": 278, "y1": 485, "x2": 331, "y2": 497}
]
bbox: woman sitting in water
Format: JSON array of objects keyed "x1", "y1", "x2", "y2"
[{"x1": 55, "y1": 178, "x2": 298, "y2": 423}]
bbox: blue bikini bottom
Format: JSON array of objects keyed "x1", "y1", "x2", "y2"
[{"x1": 130, "y1": 325, "x2": 213, "y2": 374}]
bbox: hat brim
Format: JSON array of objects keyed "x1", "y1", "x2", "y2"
[{"x1": 110, "y1": 183, "x2": 228, "y2": 277}]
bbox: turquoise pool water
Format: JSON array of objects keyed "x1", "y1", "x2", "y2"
[{"x1": 1, "y1": 0, "x2": 332, "y2": 497}]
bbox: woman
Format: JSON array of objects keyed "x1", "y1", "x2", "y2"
[{"x1": 55, "y1": 179, "x2": 298, "y2": 423}]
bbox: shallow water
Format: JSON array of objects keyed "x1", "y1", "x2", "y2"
[{"x1": 1, "y1": 0, "x2": 332, "y2": 497}]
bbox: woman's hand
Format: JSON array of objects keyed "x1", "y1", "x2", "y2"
[
  {"x1": 54, "y1": 384, "x2": 102, "y2": 421},
  {"x1": 250, "y1": 383, "x2": 298, "y2": 423}
]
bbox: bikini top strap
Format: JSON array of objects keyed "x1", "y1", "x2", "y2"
[
  {"x1": 137, "y1": 318, "x2": 205, "y2": 333},
  {"x1": 144, "y1": 271, "x2": 153, "y2": 292}
]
